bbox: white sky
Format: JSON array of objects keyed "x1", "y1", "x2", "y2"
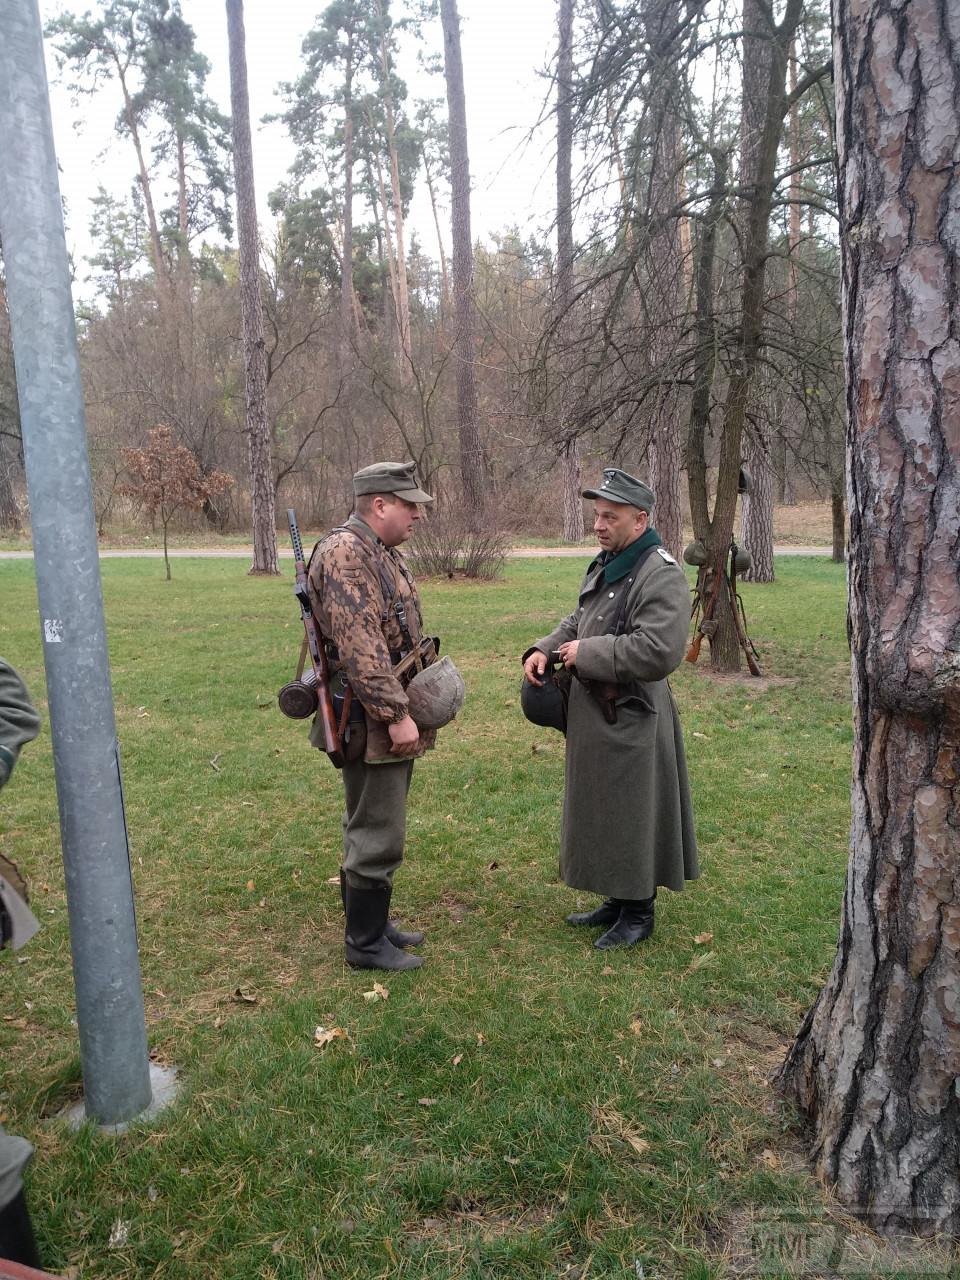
[{"x1": 38, "y1": 0, "x2": 560, "y2": 295}]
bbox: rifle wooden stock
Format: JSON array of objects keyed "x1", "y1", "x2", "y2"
[
  {"x1": 685, "y1": 564, "x2": 723, "y2": 664},
  {"x1": 729, "y1": 545, "x2": 763, "y2": 677},
  {"x1": 287, "y1": 509, "x2": 344, "y2": 767},
  {"x1": 685, "y1": 630, "x2": 706, "y2": 664}
]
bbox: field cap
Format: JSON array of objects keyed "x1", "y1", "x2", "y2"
[
  {"x1": 353, "y1": 461, "x2": 434, "y2": 504},
  {"x1": 582, "y1": 467, "x2": 655, "y2": 512}
]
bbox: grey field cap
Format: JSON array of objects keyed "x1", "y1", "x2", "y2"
[
  {"x1": 582, "y1": 467, "x2": 655, "y2": 511},
  {"x1": 353, "y1": 460, "x2": 434, "y2": 503}
]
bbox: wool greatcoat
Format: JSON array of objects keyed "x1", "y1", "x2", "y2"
[{"x1": 531, "y1": 541, "x2": 699, "y2": 900}]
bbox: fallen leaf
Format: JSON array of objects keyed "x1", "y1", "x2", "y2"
[
  {"x1": 245, "y1": 880, "x2": 255, "y2": 893},
  {"x1": 232, "y1": 987, "x2": 258, "y2": 1004},
  {"x1": 313, "y1": 1025, "x2": 349, "y2": 1049},
  {"x1": 326, "y1": 875, "x2": 341, "y2": 885},
  {"x1": 692, "y1": 731, "x2": 709, "y2": 739},
  {"x1": 108, "y1": 1219, "x2": 130, "y2": 1249},
  {"x1": 626, "y1": 1134, "x2": 651, "y2": 1155},
  {"x1": 272, "y1": 1239, "x2": 283, "y2": 1255},
  {"x1": 486, "y1": 860, "x2": 500, "y2": 871},
  {"x1": 418, "y1": 1097, "x2": 438, "y2": 1107},
  {"x1": 147, "y1": 1185, "x2": 158, "y2": 1203},
  {"x1": 629, "y1": 1018, "x2": 644, "y2": 1035},
  {"x1": 760, "y1": 1148, "x2": 781, "y2": 1169},
  {"x1": 601, "y1": 965, "x2": 614, "y2": 976},
  {"x1": 363, "y1": 982, "x2": 389, "y2": 1003},
  {"x1": 452, "y1": 1053, "x2": 463, "y2": 1066},
  {"x1": 712, "y1": 1057, "x2": 725, "y2": 1069},
  {"x1": 693, "y1": 932, "x2": 714, "y2": 945},
  {"x1": 476, "y1": 1033, "x2": 486, "y2": 1046}
]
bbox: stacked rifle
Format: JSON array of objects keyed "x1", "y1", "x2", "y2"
[{"x1": 686, "y1": 539, "x2": 763, "y2": 676}]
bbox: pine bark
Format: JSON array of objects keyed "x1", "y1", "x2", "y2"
[
  {"x1": 339, "y1": 25, "x2": 356, "y2": 363},
  {"x1": 440, "y1": 0, "x2": 484, "y2": 523},
  {"x1": 375, "y1": 5, "x2": 412, "y2": 382},
  {"x1": 226, "y1": 0, "x2": 278, "y2": 575},
  {"x1": 557, "y1": 0, "x2": 583, "y2": 543},
  {"x1": 643, "y1": 0, "x2": 684, "y2": 561},
  {"x1": 778, "y1": 0, "x2": 960, "y2": 1233},
  {"x1": 737, "y1": 0, "x2": 775, "y2": 583}
]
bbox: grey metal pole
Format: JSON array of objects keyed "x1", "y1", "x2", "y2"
[{"x1": 0, "y1": 0, "x2": 152, "y2": 1123}]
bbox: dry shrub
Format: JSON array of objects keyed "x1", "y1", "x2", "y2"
[{"x1": 410, "y1": 509, "x2": 509, "y2": 579}]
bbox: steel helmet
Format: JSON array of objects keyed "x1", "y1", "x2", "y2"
[
  {"x1": 520, "y1": 670, "x2": 567, "y2": 733},
  {"x1": 405, "y1": 657, "x2": 466, "y2": 729}
]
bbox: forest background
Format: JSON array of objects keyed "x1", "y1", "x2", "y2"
[{"x1": 0, "y1": 0, "x2": 842, "y2": 588}]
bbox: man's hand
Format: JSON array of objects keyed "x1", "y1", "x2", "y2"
[
  {"x1": 558, "y1": 640, "x2": 579, "y2": 668},
  {"x1": 388, "y1": 714, "x2": 421, "y2": 757},
  {"x1": 523, "y1": 649, "x2": 548, "y2": 686}
]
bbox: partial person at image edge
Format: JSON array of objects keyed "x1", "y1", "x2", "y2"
[{"x1": 0, "y1": 657, "x2": 44, "y2": 1270}]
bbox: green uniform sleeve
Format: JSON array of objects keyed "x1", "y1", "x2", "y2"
[{"x1": 0, "y1": 659, "x2": 40, "y2": 789}]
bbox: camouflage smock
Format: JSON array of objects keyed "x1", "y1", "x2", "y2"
[{"x1": 307, "y1": 515, "x2": 437, "y2": 763}]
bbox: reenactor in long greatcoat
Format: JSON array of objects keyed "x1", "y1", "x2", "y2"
[
  {"x1": 0, "y1": 658, "x2": 43, "y2": 1268},
  {"x1": 522, "y1": 469, "x2": 699, "y2": 947},
  {"x1": 308, "y1": 462, "x2": 450, "y2": 972}
]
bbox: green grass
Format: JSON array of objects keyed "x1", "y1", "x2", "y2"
[{"x1": 0, "y1": 557, "x2": 950, "y2": 1279}]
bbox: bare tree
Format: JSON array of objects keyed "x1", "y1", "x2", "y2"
[
  {"x1": 779, "y1": 0, "x2": 960, "y2": 1232},
  {"x1": 226, "y1": 0, "x2": 279, "y2": 575},
  {"x1": 440, "y1": 0, "x2": 484, "y2": 522}
]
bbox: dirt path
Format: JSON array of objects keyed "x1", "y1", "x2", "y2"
[{"x1": 0, "y1": 544, "x2": 833, "y2": 561}]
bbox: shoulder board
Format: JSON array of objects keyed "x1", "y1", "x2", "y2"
[{"x1": 655, "y1": 547, "x2": 679, "y2": 565}]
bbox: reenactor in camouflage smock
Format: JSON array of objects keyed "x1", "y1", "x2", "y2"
[
  {"x1": 0, "y1": 658, "x2": 44, "y2": 1269},
  {"x1": 307, "y1": 462, "x2": 437, "y2": 972}
]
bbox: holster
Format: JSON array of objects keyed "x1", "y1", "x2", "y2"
[{"x1": 581, "y1": 678, "x2": 621, "y2": 724}]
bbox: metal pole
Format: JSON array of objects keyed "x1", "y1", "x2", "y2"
[{"x1": 0, "y1": 0, "x2": 152, "y2": 1124}]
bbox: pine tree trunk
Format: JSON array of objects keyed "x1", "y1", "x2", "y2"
[
  {"x1": 555, "y1": 0, "x2": 583, "y2": 544},
  {"x1": 831, "y1": 488, "x2": 844, "y2": 563},
  {"x1": 375, "y1": 7, "x2": 412, "y2": 382},
  {"x1": 339, "y1": 27, "x2": 356, "y2": 364},
  {"x1": 116, "y1": 62, "x2": 168, "y2": 304},
  {"x1": 440, "y1": 0, "x2": 484, "y2": 524},
  {"x1": 561, "y1": 438, "x2": 584, "y2": 543},
  {"x1": 422, "y1": 149, "x2": 451, "y2": 318},
  {"x1": 643, "y1": 0, "x2": 685, "y2": 562},
  {"x1": 0, "y1": 438, "x2": 20, "y2": 531},
  {"x1": 736, "y1": 0, "x2": 775, "y2": 584},
  {"x1": 226, "y1": 0, "x2": 278, "y2": 576},
  {"x1": 740, "y1": 426, "x2": 775, "y2": 581},
  {"x1": 778, "y1": 0, "x2": 960, "y2": 1233}
]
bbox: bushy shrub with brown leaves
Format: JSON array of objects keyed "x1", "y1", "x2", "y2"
[
  {"x1": 121, "y1": 425, "x2": 233, "y2": 578},
  {"x1": 410, "y1": 509, "x2": 509, "y2": 580}
]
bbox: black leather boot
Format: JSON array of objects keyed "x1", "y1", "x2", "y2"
[
  {"x1": 594, "y1": 897, "x2": 655, "y2": 949},
  {"x1": 0, "y1": 1189, "x2": 42, "y2": 1269},
  {"x1": 340, "y1": 870, "x2": 423, "y2": 949},
  {"x1": 565, "y1": 897, "x2": 620, "y2": 927},
  {"x1": 344, "y1": 882, "x2": 423, "y2": 971}
]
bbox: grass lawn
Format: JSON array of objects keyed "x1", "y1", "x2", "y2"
[{"x1": 1, "y1": 556, "x2": 948, "y2": 1279}]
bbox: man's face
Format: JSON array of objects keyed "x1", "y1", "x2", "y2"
[
  {"x1": 376, "y1": 495, "x2": 422, "y2": 546},
  {"x1": 593, "y1": 499, "x2": 648, "y2": 554}
]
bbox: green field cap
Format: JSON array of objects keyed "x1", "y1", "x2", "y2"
[
  {"x1": 582, "y1": 467, "x2": 654, "y2": 511},
  {"x1": 353, "y1": 461, "x2": 434, "y2": 503}
]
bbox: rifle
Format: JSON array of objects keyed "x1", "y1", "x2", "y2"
[
  {"x1": 287, "y1": 509, "x2": 344, "y2": 767},
  {"x1": 685, "y1": 561, "x2": 723, "y2": 664},
  {"x1": 729, "y1": 541, "x2": 763, "y2": 677}
]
